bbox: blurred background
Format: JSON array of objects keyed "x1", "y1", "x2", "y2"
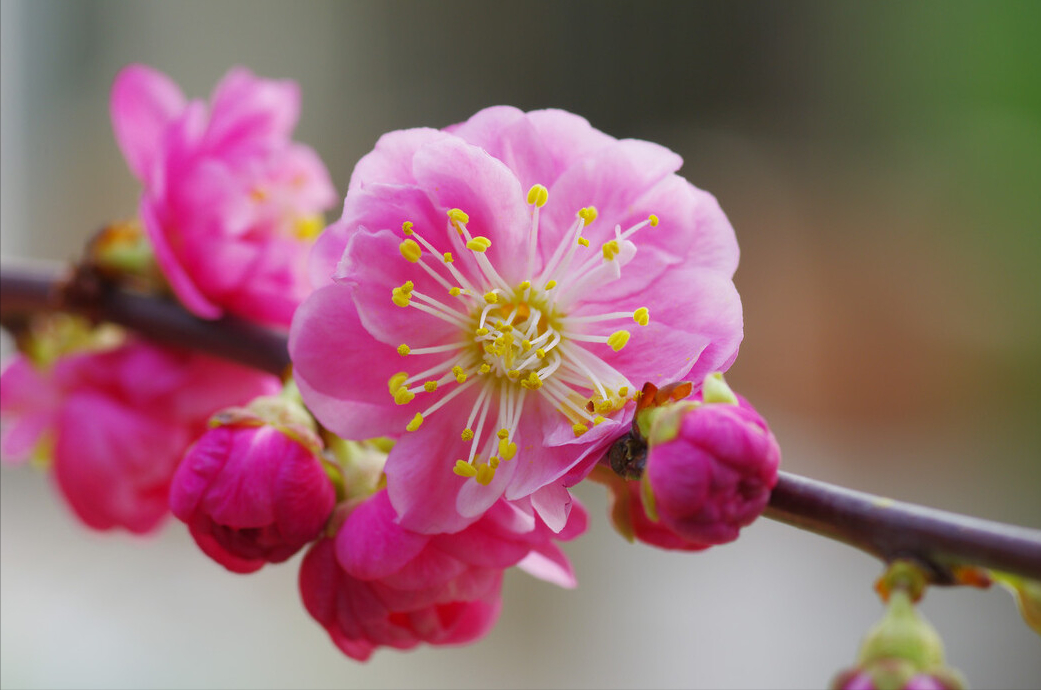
[{"x1": 2, "y1": 1, "x2": 1039, "y2": 688}]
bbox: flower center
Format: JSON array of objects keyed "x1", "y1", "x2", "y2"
[{"x1": 387, "y1": 184, "x2": 658, "y2": 486}]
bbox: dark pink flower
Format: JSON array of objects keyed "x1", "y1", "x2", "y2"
[
  {"x1": 291, "y1": 106, "x2": 742, "y2": 534},
  {"x1": 299, "y1": 488, "x2": 586, "y2": 660},
  {"x1": 637, "y1": 373, "x2": 780, "y2": 547},
  {"x1": 170, "y1": 401, "x2": 336, "y2": 573},
  {"x1": 111, "y1": 64, "x2": 336, "y2": 327},
  {"x1": 0, "y1": 341, "x2": 279, "y2": 533}
]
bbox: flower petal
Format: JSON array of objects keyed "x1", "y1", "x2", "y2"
[
  {"x1": 348, "y1": 127, "x2": 449, "y2": 191},
  {"x1": 110, "y1": 64, "x2": 186, "y2": 183},
  {"x1": 336, "y1": 490, "x2": 431, "y2": 580}
]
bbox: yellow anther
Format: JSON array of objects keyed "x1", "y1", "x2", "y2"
[
  {"x1": 402, "y1": 220, "x2": 414, "y2": 235},
  {"x1": 500, "y1": 323, "x2": 513, "y2": 333},
  {"x1": 391, "y1": 287, "x2": 411, "y2": 308},
  {"x1": 507, "y1": 370, "x2": 521, "y2": 379},
  {"x1": 517, "y1": 280, "x2": 531, "y2": 292},
  {"x1": 406, "y1": 413, "x2": 424, "y2": 432},
  {"x1": 456, "y1": 372, "x2": 468, "y2": 384},
  {"x1": 393, "y1": 387, "x2": 415, "y2": 405},
  {"x1": 399, "y1": 238, "x2": 422, "y2": 263},
  {"x1": 593, "y1": 415, "x2": 606, "y2": 426},
  {"x1": 577, "y1": 237, "x2": 590, "y2": 248},
  {"x1": 484, "y1": 291, "x2": 499, "y2": 304},
  {"x1": 388, "y1": 371, "x2": 409, "y2": 394},
  {"x1": 607, "y1": 330, "x2": 631, "y2": 352},
  {"x1": 578, "y1": 206, "x2": 598, "y2": 226},
  {"x1": 479, "y1": 363, "x2": 491, "y2": 374},
  {"x1": 545, "y1": 280, "x2": 557, "y2": 290},
  {"x1": 453, "y1": 460, "x2": 478, "y2": 478},
  {"x1": 572, "y1": 422, "x2": 589, "y2": 437},
  {"x1": 461, "y1": 428, "x2": 475, "y2": 442},
  {"x1": 466, "y1": 236, "x2": 492, "y2": 252},
  {"x1": 475, "y1": 463, "x2": 496, "y2": 486},
  {"x1": 595, "y1": 399, "x2": 615, "y2": 415},
  {"x1": 618, "y1": 386, "x2": 629, "y2": 398},
  {"x1": 489, "y1": 456, "x2": 501, "y2": 469},
  {"x1": 498, "y1": 439, "x2": 518, "y2": 460},
  {"x1": 526, "y1": 183, "x2": 549, "y2": 207},
  {"x1": 602, "y1": 239, "x2": 620, "y2": 260},
  {"x1": 496, "y1": 428, "x2": 510, "y2": 440},
  {"x1": 424, "y1": 380, "x2": 438, "y2": 392},
  {"x1": 443, "y1": 252, "x2": 454, "y2": 263},
  {"x1": 400, "y1": 280, "x2": 414, "y2": 293},
  {"x1": 536, "y1": 348, "x2": 546, "y2": 359},
  {"x1": 633, "y1": 307, "x2": 650, "y2": 326},
  {"x1": 475, "y1": 327, "x2": 489, "y2": 336},
  {"x1": 292, "y1": 215, "x2": 324, "y2": 240},
  {"x1": 521, "y1": 339, "x2": 532, "y2": 352},
  {"x1": 449, "y1": 287, "x2": 462, "y2": 297},
  {"x1": 526, "y1": 372, "x2": 543, "y2": 390},
  {"x1": 452, "y1": 365, "x2": 464, "y2": 375},
  {"x1": 397, "y1": 343, "x2": 411, "y2": 356},
  {"x1": 448, "y1": 208, "x2": 470, "y2": 225},
  {"x1": 648, "y1": 214, "x2": 659, "y2": 227}
]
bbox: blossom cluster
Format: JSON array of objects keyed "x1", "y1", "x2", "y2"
[{"x1": 0, "y1": 64, "x2": 782, "y2": 660}]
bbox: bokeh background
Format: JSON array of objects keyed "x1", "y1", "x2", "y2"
[{"x1": 2, "y1": 1, "x2": 1039, "y2": 688}]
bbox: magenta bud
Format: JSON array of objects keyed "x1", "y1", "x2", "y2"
[
  {"x1": 170, "y1": 402, "x2": 335, "y2": 574},
  {"x1": 637, "y1": 373, "x2": 780, "y2": 547}
]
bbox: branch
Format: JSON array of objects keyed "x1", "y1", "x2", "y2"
[{"x1": 2, "y1": 262, "x2": 1040, "y2": 582}]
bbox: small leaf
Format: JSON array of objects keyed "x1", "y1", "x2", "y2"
[{"x1": 990, "y1": 570, "x2": 1041, "y2": 636}]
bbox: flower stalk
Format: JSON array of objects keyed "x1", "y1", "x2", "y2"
[{"x1": 3, "y1": 261, "x2": 1040, "y2": 581}]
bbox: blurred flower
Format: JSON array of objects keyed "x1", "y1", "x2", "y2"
[
  {"x1": 599, "y1": 373, "x2": 779, "y2": 550},
  {"x1": 111, "y1": 64, "x2": 336, "y2": 327},
  {"x1": 299, "y1": 488, "x2": 587, "y2": 661},
  {"x1": 0, "y1": 334, "x2": 279, "y2": 533},
  {"x1": 831, "y1": 588, "x2": 966, "y2": 690},
  {"x1": 291, "y1": 105, "x2": 742, "y2": 535},
  {"x1": 169, "y1": 395, "x2": 335, "y2": 573}
]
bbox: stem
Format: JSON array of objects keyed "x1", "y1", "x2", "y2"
[{"x1": 2, "y1": 262, "x2": 1040, "y2": 581}]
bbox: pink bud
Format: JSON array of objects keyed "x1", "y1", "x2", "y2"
[
  {"x1": 641, "y1": 384, "x2": 780, "y2": 547},
  {"x1": 299, "y1": 489, "x2": 585, "y2": 660},
  {"x1": 170, "y1": 415, "x2": 335, "y2": 574}
]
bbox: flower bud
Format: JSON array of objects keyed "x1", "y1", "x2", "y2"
[
  {"x1": 635, "y1": 373, "x2": 780, "y2": 547},
  {"x1": 170, "y1": 394, "x2": 335, "y2": 573},
  {"x1": 831, "y1": 588, "x2": 966, "y2": 690}
]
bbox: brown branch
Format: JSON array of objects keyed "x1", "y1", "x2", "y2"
[{"x1": 2, "y1": 262, "x2": 1040, "y2": 582}]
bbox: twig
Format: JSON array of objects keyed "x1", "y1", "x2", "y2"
[{"x1": 2, "y1": 262, "x2": 1040, "y2": 582}]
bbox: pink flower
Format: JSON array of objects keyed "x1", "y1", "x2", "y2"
[
  {"x1": 111, "y1": 64, "x2": 337, "y2": 327},
  {"x1": 169, "y1": 399, "x2": 336, "y2": 573},
  {"x1": 631, "y1": 373, "x2": 780, "y2": 549},
  {"x1": 0, "y1": 341, "x2": 279, "y2": 533},
  {"x1": 299, "y1": 488, "x2": 586, "y2": 661},
  {"x1": 290, "y1": 106, "x2": 742, "y2": 534}
]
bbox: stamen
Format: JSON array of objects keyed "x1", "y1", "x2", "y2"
[
  {"x1": 406, "y1": 413, "x2": 424, "y2": 431},
  {"x1": 388, "y1": 371, "x2": 409, "y2": 394},
  {"x1": 466, "y1": 236, "x2": 492, "y2": 252},
  {"x1": 453, "y1": 460, "x2": 478, "y2": 478},
  {"x1": 399, "y1": 239, "x2": 422, "y2": 263}
]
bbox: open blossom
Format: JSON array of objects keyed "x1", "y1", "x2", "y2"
[
  {"x1": 111, "y1": 64, "x2": 336, "y2": 327},
  {"x1": 299, "y1": 488, "x2": 586, "y2": 661},
  {"x1": 0, "y1": 340, "x2": 279, "y2": 533},
  {"x1": 169, "y1": 397, "x2": 336, "y2": 573},
  {"x1": 291, "y1": 106, "x2": 742, "y2": 534}
]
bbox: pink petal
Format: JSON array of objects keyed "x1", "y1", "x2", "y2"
[
  {"x1": 338, "y1": 228, "x2": 459, "y2": 347},
  {"x1": 538, "y1": 138, "x2": 682, "y2": 265},
  {"x1": 524, "y1": 109, "x2": 617, "y2": 176},
  {"x1": 110, "y1": 64, "x2": 186, "y2": 183},
  {"x1": 516, "y1": 542, "x2": 577, "y2": 589},
  {"x1": 204, "y1": 67, "x2": 300, "y2": 159},
  {"x1": 412, "y1": 137, "x2": 532, "y2": 285},
  {"x1": 446, "y1": 106, "x2": 557, "y2": 192},
  {"x1": 336, "y1": 491, "x2": 431, "y2": 580},
  {"x1": 348, "y1": 128, "x2": 449, "y2": 191},
  {"x1": 528, "y1": 482, "x2": 573, "y2": 534}
]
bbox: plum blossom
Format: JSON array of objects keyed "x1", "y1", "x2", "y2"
[
  {"x1": 0, "y1": 338, "x2": 279, "y2": 533},
  {"x1": 291, "y1": 106, "x2": 742, "y2": 534},
  {"x1": 169, "y1": 396, "x2": 336, "y2": 573},
  {"x1": 111, "y1": 64, "x2": 337, "y2": 327},
  {"x1": 299, "y1": 488, "x2": 587, "y2": 660}
]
